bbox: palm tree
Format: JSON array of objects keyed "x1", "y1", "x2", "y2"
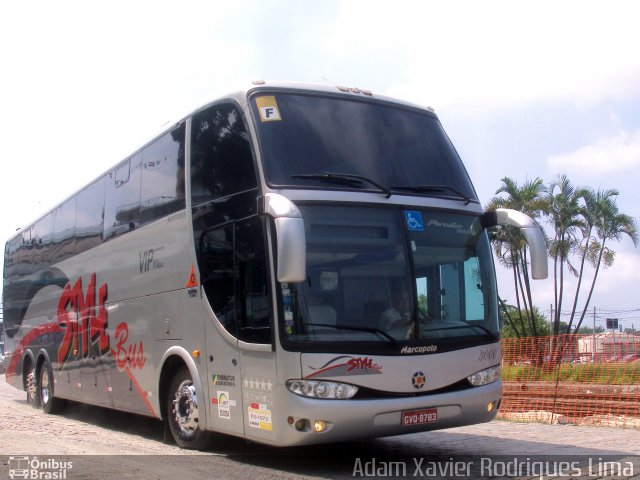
[
  {"x1": 487, "y1": 177, "x2": 547, "y2": 336},
  {"x1": 573, "y1": 196, "x2": 638, "y2": 332},
  {"x1": 544, "y1": 175, "x2": 587, "y2": 335},
  {"x1": 565, "y1": 188, "x2": 618, "y2": 333}
]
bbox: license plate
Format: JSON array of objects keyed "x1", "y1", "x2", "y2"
[{"x1": 401, "y1": 407, "x2": 438, "y2": 426}]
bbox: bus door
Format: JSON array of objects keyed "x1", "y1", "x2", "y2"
[
  {"x1": 199, "y1": 222, "x2": 247, "y2": 437},
  {"x1": 235, "y1": 217, "x2": 277, "y2": 441},
  {"x1": 199, "y1": 217, "x2": 276, "y2": 440}
]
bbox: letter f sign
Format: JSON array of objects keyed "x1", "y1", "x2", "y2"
[
  {"x1": 260, "y1": 106, "x2": 281, "y2": 121},
  {"x1": 256, "y1": 96, "x2": 282, "y2": 122}
]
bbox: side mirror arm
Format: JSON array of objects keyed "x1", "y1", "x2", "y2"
[{"x1": 485, "y1": 208, "x2": 548, "y2": 280}]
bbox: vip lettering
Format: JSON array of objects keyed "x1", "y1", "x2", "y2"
[
  {"x1": 139, "y1": 247, "x2": 164, "y2": 273},
  {"x1": 57, "y1": 273, "x2": 109, "y2": 366},
  {"x1": 115, "y1": 322, "x2": 146, "y2": 370},
  {"x1": 413, "y1": 458, "x2": 472, "y2": 477},
  {"x1": 352, "y1": 458, "x2": 406, "y2": 477},
  {"x1": 347, "y1": 357, "x2": 381, "y2": 373}
]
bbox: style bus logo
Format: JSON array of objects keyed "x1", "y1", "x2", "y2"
[{"x1": 8, "y1": 456, "x2": 73, "y2": 480}]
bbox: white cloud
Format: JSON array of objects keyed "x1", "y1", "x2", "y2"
[
  {"x1": 547, "y1": 130, "x2": 640, "y2": 175},
  {"x1": 329, "y1": 0, "x2": 640, "y2": 110},
  {"x1": 495, "y1": 249, "x2": 640, "y2": 318},
  {"x1": 597, "y1": 251, "x2": 640, "y2": 285}
]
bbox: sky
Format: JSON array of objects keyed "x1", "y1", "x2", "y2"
[{"x1": 1, "y1": 0, "x2": 639, "y2": 330}]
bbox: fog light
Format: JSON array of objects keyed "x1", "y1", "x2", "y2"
[
  {"x1": 313, "y1": 420, "x2": 327, "y2": 432},
  {"x1": 487, "y1": 402, "x2": 495, "y2": 412},
  {"x1": 295, "y1": 419, "x2": 306, "y2": 431}
]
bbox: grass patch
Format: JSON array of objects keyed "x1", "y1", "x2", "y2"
[{"x1": 502, "y1": 362, "x2": 640, "y2": 384}]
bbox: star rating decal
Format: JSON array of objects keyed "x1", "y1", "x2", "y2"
[{"x1": 243, "y1": 377, "x2": 273, "y2": 391}]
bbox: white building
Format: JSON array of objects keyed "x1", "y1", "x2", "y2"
[{"x1": 577, "y1": 332, "x2": 640, "y2": 361}]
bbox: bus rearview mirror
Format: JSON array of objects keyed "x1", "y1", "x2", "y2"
[{"x1": 274, "y1": 217, "x2": 306, "y2": 283}]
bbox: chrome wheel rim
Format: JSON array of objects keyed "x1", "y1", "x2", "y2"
[
  {"x1": 172, "y1": 381, "x2": 199, "y2": 438},
  {"x1": 26, "y1": 369, "x2": 37, "y2": 403},
  {"x1": 41, "y1": 369, "x2": 51, "y2": 405}
]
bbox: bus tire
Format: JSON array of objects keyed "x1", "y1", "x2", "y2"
[
  {"x1": 167, "y1": 367, "x2": 211, "y2": 450},
  {"x1": 26, "y1": 362, "x2": 41, "y2": 408},
  {"x1": 39, "y1": 360, "x2": 66, "y2": 414}
]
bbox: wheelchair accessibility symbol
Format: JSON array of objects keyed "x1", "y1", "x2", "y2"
[{"x1": 404, "y1": 211, "x2": 424, "y2": 231}]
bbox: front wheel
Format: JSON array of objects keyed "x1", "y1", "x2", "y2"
[
  {"x1": 166, "y1": 367, "x2": 211, "y2": 449},
  {"x1": 39, "y1": 360, "x2": 66, "y2": 414}
]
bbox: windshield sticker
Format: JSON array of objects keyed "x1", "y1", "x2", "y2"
[
  {"x1": 404, "y1": 211, "x2": 424, "y2": 231},
  {"x1": 427, "y1": 219, "x2": 466, "y2": 233},
  {"x1": 256, "y1": 96, "x2": 282, "y2": 122},
  {"x1": 320, "y1": 271, "x2": 338, "y2": 291}
]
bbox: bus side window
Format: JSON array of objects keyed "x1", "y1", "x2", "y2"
[
  {"x1": 76, "y1": 177, "x2": 105, "y2": 256},
  {"x1": 33, "y1": 214, "x2": 53, "y2": 270},
  {"x1": 52, "y1": 197, "x2": 77, "y2": 265},
  {"x1": 104, "y1": 154, "x2": 142, "y2": 240},
  {"x1": 200, "y1": 218, "x2": 271, "y2": 344},
  {"x1": 190, "y1": 103, "x2": 257, "y2": 207},
  {"x1": 4, "y1": 235, "x2": 22, "y2": 281},
  {"x1": 201, "y1": 224, "x2": 237, "y2": 337},
  {"x1": 140, "y1": 124, "x2": 186, "y2": 225}
]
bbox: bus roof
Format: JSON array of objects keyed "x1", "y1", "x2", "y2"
[{"x1": 5, "y1": 81, "x2": 437, "y2": 241}]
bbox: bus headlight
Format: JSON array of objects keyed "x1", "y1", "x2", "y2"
[
  {"x1": 467, "y1": 365, "x2": 501, "y2": 386},
  {"x1": 286, "y1": 380, "x2": 358, "y2": 399}
]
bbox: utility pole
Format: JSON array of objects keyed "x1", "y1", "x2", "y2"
[{"x1": 592, "y1": 306, "x2": 596, "y2": 362}]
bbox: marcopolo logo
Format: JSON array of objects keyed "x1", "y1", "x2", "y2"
[
  {"x1": 8, "y1": 456, "x2": 73, "y2": 479},
  {"x1": 400, "y1": 345, "x2": 437, "y2": 354}
]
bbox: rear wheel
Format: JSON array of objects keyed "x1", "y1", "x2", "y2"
[
  {"x1": 166, "y1": 367, "x2": 211, "y2": 449},
  {"x1": 39, "y1": 360, "x2": 65, "y2": 414},
  {"x1": 25, "y1": 363, "x2": 40, "y2": 408}
]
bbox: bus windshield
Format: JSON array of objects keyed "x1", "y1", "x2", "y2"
[
  {"x1": 280, "y1": 206, "x2": 498, "y2": 353},
  {"x1": 251, "y1": 92, "x2": 477, "y2": 202}
]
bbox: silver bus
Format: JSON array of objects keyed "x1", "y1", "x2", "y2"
[{"x1": 3, "y1": 82, "x2": 547, "y2": 448}]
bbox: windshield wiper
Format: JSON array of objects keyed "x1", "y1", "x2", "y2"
[
  {"x1": 390, "y1": 184, "x2": 473, "y2": 205},
  {"x1": 306, "y1": 323, "x2": 400, "y2": 346},
  {"x1": 292, "y1": 172, "x2": 392, "y2": 198}
]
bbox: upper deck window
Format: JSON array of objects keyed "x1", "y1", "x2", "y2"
[
  {"x1": 190, "y1": 103, "x2": 257, "y2": 207},
  {"x1": 250, "y1": 92, "x2": 477, "y2": 202}
]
